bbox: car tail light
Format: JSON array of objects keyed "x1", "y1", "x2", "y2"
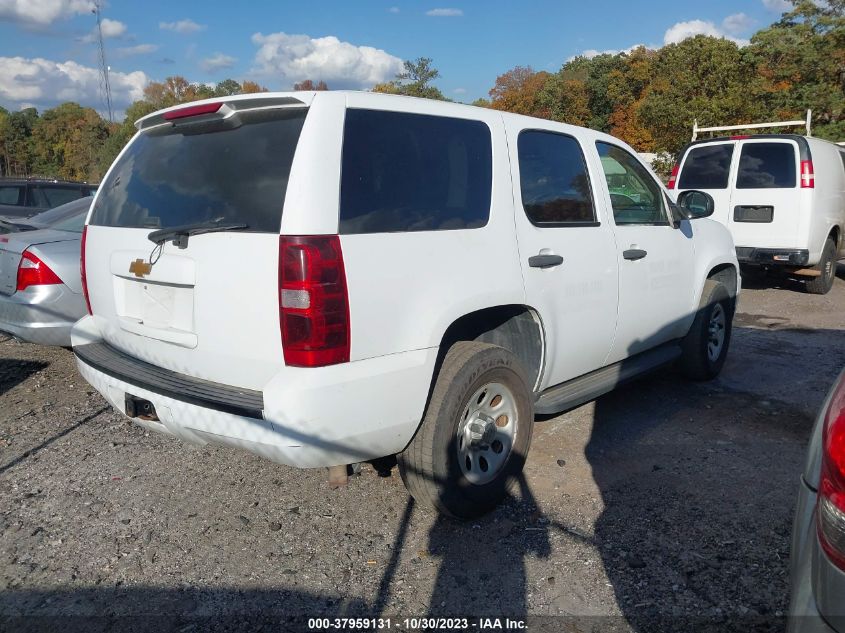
[
  {"x1": 667, "y1": 164, "x2": 680, "y2": 189},
  {"x1": 163, "y1": 102, "x2": 223, "y2": 121},
  {"x1": 800, "y1": 160, "x2": 815, "y2": 188},
  {"x1": 818, "y1": 373, "x2": 845, "y2": 571},
  {"x1": 17, "y1": 250, "x2": 62, "y2": 292},
  {"x1": 279, "y1": 235, "x2": 350, "y2": 367},
  {"x1": 80, "y1": 226, "x2": 92, "y2": 315}
]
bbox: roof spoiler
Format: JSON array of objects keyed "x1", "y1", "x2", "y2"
[
  {"x1": 136, "y1": 96, "x2": 306, "y2": 131},
  {"x1": 691, "y1": 109, "x2": 812, "y2": 141}
]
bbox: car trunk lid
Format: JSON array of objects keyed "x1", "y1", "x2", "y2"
[{"x1": 0, "y1": 229, "x2": 79, "y2": 296}]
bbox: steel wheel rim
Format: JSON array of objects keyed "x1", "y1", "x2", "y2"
[
  {"x1": 456, "y1": 381, "x2": 518, "y2": 485},
  {"x1": 707, "y1": 303, "x2": 726, "y2": 362}
]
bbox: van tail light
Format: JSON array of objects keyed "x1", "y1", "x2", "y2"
[
  {"x1": 800, "y1": 160, "x2": 815, "y2": 188},
  {"x1": 80, "y1": 226, "x2": 92, "y2": 315},
  {"x1": 818, "y1": 373, "x2": 845, "y2": 571},
  {"x1": 17, "y1": 250, "x2": 62, "y2": 292},
  {"x1": 667, "y1": 164, "x2": 680, "y2": 189},
  {"x1": 279, "y1": 235, "x2": 350, "y2": 367}
]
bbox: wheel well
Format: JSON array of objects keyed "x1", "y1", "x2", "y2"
[
  {"x1": 437, "y1": 305, "x2": 544, "y2": 391},
  {"x1": 707, "y1": 264, "x2": 738, "y2": 299},
  {"x1": 829, "y1": 226, "x2": 840, "y2": 248}
]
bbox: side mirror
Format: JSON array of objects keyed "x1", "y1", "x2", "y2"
[{"x1": 677, "y1": 190, "x2": 715, "y2": 220}]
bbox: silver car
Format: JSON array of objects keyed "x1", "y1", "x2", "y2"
[
  {"x1": 0, "y1": 197, "x2": 90, "y2": 346},
  {"x1": 789, "y1": 366, "x2": 845, "y2": 633}
]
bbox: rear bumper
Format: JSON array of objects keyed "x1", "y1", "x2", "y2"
[
  {"x1": 788, "y1": 477, "x2": 844, "y2": 633},
  {"x1": 71, "y1": 316, "x2": 436, "y2": 469},
  {"x1": 0, "y1": 284, "x2": 86, "y2": 346},
  {"x1": 736, "y1": 247, "x2": 810, "y2": 267}
]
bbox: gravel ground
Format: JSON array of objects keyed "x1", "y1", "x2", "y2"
[{"x1": 1, "y1": 267, "x2": 844, "y2": 633}]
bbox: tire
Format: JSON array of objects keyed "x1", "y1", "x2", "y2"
[
  {"x1": 398, "y1": 341, "x2": 534, "y2": 519},
  {"x1": 805, "y1": 238, "x2": 836, "y2": 295},
  {"x1": 679, "y1": 280, "x2": 733, "y2": 381}
]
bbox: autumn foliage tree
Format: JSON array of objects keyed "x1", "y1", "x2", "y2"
[{"x1": 293, "y1": 79, "x2": 329, "y2": 90}]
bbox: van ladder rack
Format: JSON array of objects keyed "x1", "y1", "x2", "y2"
[{"x1": 691, "y1": 109, "x2": 811, "y2": 141}]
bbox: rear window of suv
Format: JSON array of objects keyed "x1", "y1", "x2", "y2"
[
  {"x1": 340, "y1": 109, "x2": 492, "y2": 233},
  {"x1": 678, "y1": 144, "x2": 734, "y2": 189},
  {"x1": 90, "y1": 109, "x2": 307, "y2": 232},
  {"x1": 736, "y1": 142, "x2": 796, "y2": 189}
]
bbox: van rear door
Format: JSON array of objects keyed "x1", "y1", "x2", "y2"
[
  {"x1": 728, "y1": 139, "x2": 802, "y2": 250},
  {"x1": 83, "y1": 99, "x2": 309, "y2": 390},
  {"x1": 676, "y1": 141, "x2": 736, "y2": 227}
]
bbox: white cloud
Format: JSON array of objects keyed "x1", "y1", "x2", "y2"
[
  {"x1": 0, "y1": 56, "x2": 147, "y2": 112},
  {"x1": 251, "y1": 32, "x2": 403, "y2": 89},
  {"x1": 388, "y1": 6, "x2": 400, "y2": 13},
  {"x1": 426, "y1": 8, "x2": 463, "y2": 16},
  {"x1": 453, "y1": 87, "x2": 466, "y2": 94},
  {"x1": 200, "y1": 53, "x2": 236, "y2": 72},
  {"x1": 159, "y1": 19, "x2": 205, "y2": 34},
  {"x1": 81, "y1": 17, "x2": 127, "y2": 42},
  {"x1": 762, "y1": 0, "x2": 792, "y2": 12},
  {"x1": 663, "y1": 19, "x2": 749, "y2": 46},
  {"x1": 116, "y1": 44, "x2": 158, "y2": 57},
  {"x1": 721, "y1": 12, "x2": 754, "y2": 34},
  {"x1": 0, "y1": 0, "x2": 94, "y2": 27}
]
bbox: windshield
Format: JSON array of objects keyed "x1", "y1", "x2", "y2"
[
  {"x1": 26, "y1": 197, "x2": 92, "y2": 227},
  {"x1": 89, "y1": 108, "x2": 307, "y2": 233}
]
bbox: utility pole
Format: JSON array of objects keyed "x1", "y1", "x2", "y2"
[{"x1": 93, "y1": 1, "x2": 113, "y2": 123}]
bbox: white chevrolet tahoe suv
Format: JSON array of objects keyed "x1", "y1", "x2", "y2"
[{"x1": 73, "y1": 91, "x2": 739, "y2": 518}]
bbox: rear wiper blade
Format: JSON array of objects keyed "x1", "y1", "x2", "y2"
[{"x1": 148, "y1": 219, "x2": 249, "y2": 249}]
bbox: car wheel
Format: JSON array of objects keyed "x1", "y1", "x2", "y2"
[
  {"x1": 805, "y1": 238, "x2": 836, "y2": 295},
  {"x1": 398, "y1": 341, "x2": 534, "y2": 519},
  {"x1": 679, "y1": 280, "x2": 733, "y2": 381}
]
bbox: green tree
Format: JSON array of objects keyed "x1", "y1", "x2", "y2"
[
  {"x1": 30, "y1": 103, "x2": 109, "y2": 181},
  {"x1": 96, "y1": 100, "x2": 157, "y2": 177},
  {"x1": 1, "y1": 108, "x2": 39, "y2": 177},
  {"x1": 373, "y1": 57, "x2": 446, "y2": 100}
]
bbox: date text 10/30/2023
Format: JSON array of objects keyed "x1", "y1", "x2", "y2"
[{"x1": 307, "y1": 617, "x2": 528, "y2": 630}]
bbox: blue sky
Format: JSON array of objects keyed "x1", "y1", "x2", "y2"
[{"x1": 0, "y1": 0, "x2": 792, "y2": 117}]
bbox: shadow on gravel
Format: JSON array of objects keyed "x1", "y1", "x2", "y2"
[
  {"x1": 0, "y1": 406, "x2": 109, "y2": 475},
  {"x1": 0, "y1": 358, "x2": 49, "y2": 397},
  {"x1": 584, "y1": 324, "x2": 844, "y2": 632},
  {"x1": 739, "y1": 261, "x2": 845, "y2": 293}
]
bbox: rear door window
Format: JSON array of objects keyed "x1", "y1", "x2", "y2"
[
  {"x1": 90, "y1": 109, "x2": 307, "y2": 232},
  {"x1": 0, "y1": 185, "x2": 24, "y2": 206},
  {"x1": 37, "y1": 186, "x2": 84, "y2": 208},
  {"x1": 736, "y1": 142, "x2": 796, "y2": 189},
  {"x1": 517, "y1": 130, "x2": 596, "y2": 225},
  {"x1": 340, "y1": 109, "x2": 492, "y2": 233},
  {"x1": 678, "y1": 144, "x2": 734, "y2": 189}
]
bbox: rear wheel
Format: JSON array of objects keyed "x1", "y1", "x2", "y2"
[
  {"x1": 398, "y1": 341, "x2": 534, "y2": 519},
  {"x1": 805, "y1": 238, "x2": 836, "y2": 295},
  {"x1": 679, "y1": 280, "x2": 733, "y2": 381}
]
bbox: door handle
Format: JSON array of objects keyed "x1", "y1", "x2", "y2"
[
  {"x1": 528, "y1": 254, "x2": 564, "y2": 268},
  {"x1": 623, "y1": 249, "x2": 647, "y2": 261}
]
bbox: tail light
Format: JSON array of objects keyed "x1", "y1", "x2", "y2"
[
  {"x1": 800, "y1": 160, "x2": 815, "y2": 188},
  {"x1": 80, "y1": 226, "x2": 92, "y2": 315},
  {"x1": 17, "y1": 250, "x2": 62, "y2": 292},
  {"x1": 163, "y1": 102, "x2": 223, "y2": 121},
  {"x1": 667, "y1": 164, "x2": 680, "y2": 189},
  {"x1": 818, "y1": 373, "x2": 845, "y2": 571},
  {"x1": 279, "y1": 235, "x2": 350, "y2": 367}
]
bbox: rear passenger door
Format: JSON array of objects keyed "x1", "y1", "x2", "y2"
[
  {"x1": 594, "y1": 142, "x2": 696, "y2": 361},
  {"x1": 506, "y1": 124, "x2": 619, "y2": 388}
]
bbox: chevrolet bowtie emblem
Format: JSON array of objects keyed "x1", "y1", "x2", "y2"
[{"x1": 129, "y1": 259, "x2": 152, "y2": 278}]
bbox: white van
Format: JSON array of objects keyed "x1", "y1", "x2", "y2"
[
  {"x1": 72, "y1": 91, "x2": 738, "y2": 517},
  {"x1": 671, "y1": 134, "x2": 845, "y2": 293}
]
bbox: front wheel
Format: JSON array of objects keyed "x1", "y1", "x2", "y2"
[
  {"x1": 679, "y1": 280, "x2": 734, "y2": 381},
  {"x1": 398, "y1": 341, "x2": 534, "y2": 519}
]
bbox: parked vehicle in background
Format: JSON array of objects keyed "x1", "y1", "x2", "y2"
[
  {"x1": 788, "y1": 367, "x2": 845, "y2": 633},
  {"x1": 73, "y1": 91, "x2": 739, "y2": 517},
  {"x1": 0, "y1": 197, "x2": 90, "y2": 346},
  {"x1": 0, "y1": 198, "x2": 95, "y2": 235},
  {"x1": 0, "y1": 179, "x2": 96, "y2": 219},
  {"x1": 671, "y1": 114, "x2": 845, "y2": 294}
]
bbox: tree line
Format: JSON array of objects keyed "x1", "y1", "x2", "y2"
[{"x1": 0, "y1": 0, "x2": 841, "y2": 184}]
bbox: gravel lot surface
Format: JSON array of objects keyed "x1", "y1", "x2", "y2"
[{"x1": 1, "y1": 267, "x2": 844, "y2": 632}]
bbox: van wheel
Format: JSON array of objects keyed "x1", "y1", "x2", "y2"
[
  {"x1": 679, "y1": 280, "x2": 733, "y2": 381},
  {"x1": 805, "y1": 238, "x2": 836, "y2": 295},
  {"x1": 398, "y1": 341, "x2": 534, "y2": 519}
]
